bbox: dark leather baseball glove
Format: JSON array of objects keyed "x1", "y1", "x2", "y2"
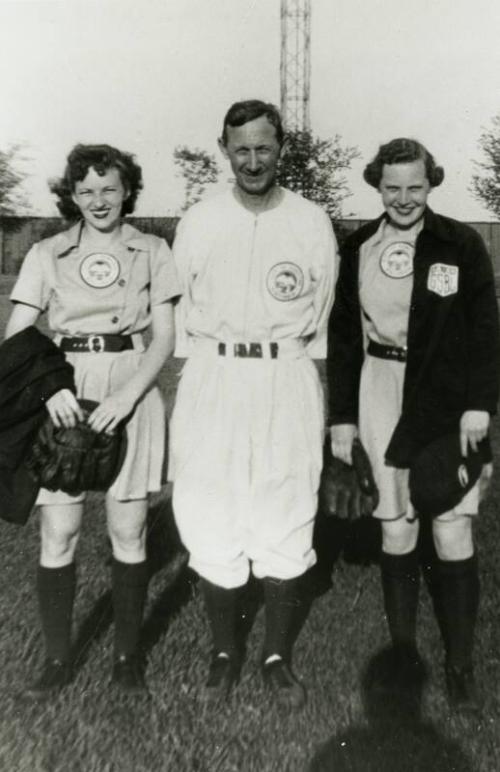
[
  {"x1": 26, "y1": 399, "x2": 127, "y2": 496},
  {"x1": 319, "y1": 438, "x2": 379, "y2": 520}
]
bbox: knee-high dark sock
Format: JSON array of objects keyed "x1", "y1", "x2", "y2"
[
  {"x1": 112, "y1": 559, "x2": 149, "y2": 659},
  {"x1": 263, "y1": 576, "x2": 301, "y2": 662},
  {"x1": 435, "y1": 555, "x2": 480, "y2": 669},
  {"x1": 200, "y1": 578, "x2": 240, "y2": 657},
  {"x1": 37, "y1": 564, "x2": 76, "y2": 663},
  {"x1": 380, "y1": 550, "x2": 420, "y2": 648}
]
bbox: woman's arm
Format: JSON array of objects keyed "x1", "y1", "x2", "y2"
[
  {"x1": 87, "y1": 302, "x2": 175, "y2": 434},
  {"x1": 5, "y1": 302, "x2": 41, "y2": 339}
]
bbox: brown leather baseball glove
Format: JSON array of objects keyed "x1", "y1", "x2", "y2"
[
  {"x1": 26, "y1": 399, "x2": 127, "y2": 496},
  {"x1": 319, "y1": 438, "x2": 379, "y2": 520}
]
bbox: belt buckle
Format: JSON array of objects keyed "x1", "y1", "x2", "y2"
[
  {"x1": 234, "y1": 343, "x2": 247, "y2": 357},
  {"x1": 89, "y1": 335, "x2": 105, "y2": 353}
]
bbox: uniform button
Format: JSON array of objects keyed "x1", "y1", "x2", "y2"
[
  {"x1": 111, "y1": 316, "x2": 119, "y2": 324},
  {"x1": 118, "y1": 279, "x2": 126, "y2": 287}
]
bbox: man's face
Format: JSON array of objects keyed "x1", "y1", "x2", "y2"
[
  {"x1": 379, "y1": 159, "x2": 431, "y2": 229},
  {"x1": 219, "y1": 115, "x2": 284, "y2": 197}
]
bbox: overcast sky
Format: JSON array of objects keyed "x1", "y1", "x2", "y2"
[{"x1": 1, "y1": 0, "x2": 500, "y2": 220}]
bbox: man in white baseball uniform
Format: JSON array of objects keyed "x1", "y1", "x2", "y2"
[{"x1": 170, "y1": 100, "x2": 337, "y2": 708}]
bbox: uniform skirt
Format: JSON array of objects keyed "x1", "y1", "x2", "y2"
[
  {"x1": 359, "y1": 354, "x2": 479, "y2": 521},
  {"x1": 36, "y1": 349, "x2": 166, "y2": 505}
]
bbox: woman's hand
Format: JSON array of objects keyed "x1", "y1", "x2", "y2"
[
  {"x1": 330, "y1": 423, "x2": 358, "y2": 465},
  {"x1": 459, "y1": 410, "x2": 490, "y2": 456},
  {"x1": 46, "y1": 389, "x2": 84, "y2": 428},
  {"x1": 86, "y1": 389, "x2": 136, "y2": 435}
]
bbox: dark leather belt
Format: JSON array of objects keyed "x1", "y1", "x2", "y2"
[
  {"x1": 59, "y1": 335, "x2": 134, "y2": 353},
  {"x1": 367, "y1": 339, "x2": 407, "y2": 362},
  {"x1": 218, "y1": 342, "x2": 279, "y2": 359}
]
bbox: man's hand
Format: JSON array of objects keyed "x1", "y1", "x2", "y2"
[
  {"x1": 459, "y1": 410, "x2": 490, "y2": 456},
  {"x1": 330, "y1": 423, "x2": 358, "y2": 465}
]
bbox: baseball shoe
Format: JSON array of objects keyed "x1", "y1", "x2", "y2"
[
  {"x1": 205, "y1": 652, "x2": 240, "y2": 700},
  {"x1": 262, "y1": 658, "x2": 306, "y2": 710},
  {"x1": 445, "y1": 664, "x2": 481, "y2": 714},
  {"x1": 112, "y1": 654, "x2": 148, "y2": 695},
  {"x1": 24, "y1": 659, "x2": 72, "y2": 700}
]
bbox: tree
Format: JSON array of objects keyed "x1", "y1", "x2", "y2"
[
  {"x1": 277, "y1": 130, "x2": 359, "y2": 220},
  {"x1": 471, "y1": 114, "x2": 500, "y2": 218},
  {"x1": 173, "y1": 146, "x2": 220, "y2": 211},
  {"x1": 0, "y1": 145, "x2": 29, "y2": 216}
]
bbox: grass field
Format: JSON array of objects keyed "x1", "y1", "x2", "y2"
[{"x1": 1, "y1": 285, "x2": 500, "y2": 771}]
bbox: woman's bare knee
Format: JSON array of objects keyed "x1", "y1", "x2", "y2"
[
  {"x1": 382, "y1": 517, "x2": 419, "y2": 555},
  {"x1": 40, "y1": 504, "x2": 83, "y2": 566},
  {"x1": 432, "y1": 516, "x2": 474, "y2": 561}
]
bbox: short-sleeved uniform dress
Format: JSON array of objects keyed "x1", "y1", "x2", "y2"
[
  {"x1": 10, "y1": 221, "x2": 180, "y2": 504},
  {"x1": 358, "y1": 218, "x2": 478, "y2": 521},
  {"x1": 170, "y1": 188, "x2": 337, "y2": 588}
]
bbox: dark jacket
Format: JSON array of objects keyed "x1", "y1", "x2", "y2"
[
  {"x1": 327, "y1": 208, "x2": 500, "y2": 468},
  {"x1": 0, "y1": 326, "x2": 75, "y2": 524}
]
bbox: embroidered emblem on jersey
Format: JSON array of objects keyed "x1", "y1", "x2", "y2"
[
  {"x1": 379, "y1": 242, "x2": 414, "y2": 278},
  {"x1": 80, "y1": 253, "x2": 121, "y2": 288},
  {"x1": 267, "y1": 262, "x2": 304, "y2": 301},
  {"x1": 427, "y1": 263, "x2": 459, "y2": 297}
]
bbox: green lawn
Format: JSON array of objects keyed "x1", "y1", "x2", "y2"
[{"x1": 1, "y1": 289, "x2": 500, "y2": 771}]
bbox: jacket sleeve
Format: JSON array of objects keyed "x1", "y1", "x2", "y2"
[
  {"x1": 462, "y1": 228, "x2": 500, "y2": 414},
  {"x1": 326, "y1": 237, "x2": 365, "y2": 425}
]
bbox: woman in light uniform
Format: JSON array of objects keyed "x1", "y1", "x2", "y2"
[
  {"x1": 328, "y1": 138, "x2": 499, "y2": 712},
  {"x1": 5, "y1": 144, "x2": 179, "y2": 697}
]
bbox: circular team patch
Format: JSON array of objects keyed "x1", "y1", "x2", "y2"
[
  {"x1": 80, "y1": 253, "x2": 120, "y2": 288},
  {"x1": 379, "y1": 242, "x2": 414, "y2": 279},
  {"x1": 267, "y1": 262, "x2": 304, "y2": 301}
]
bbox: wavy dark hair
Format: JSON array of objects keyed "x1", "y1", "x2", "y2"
[
  {"x1": 49, "y1": 144, "x2": 143, "y2": 221},
  {"x1": 221, "y1": 100, "x2": 284, "y2": 146},
  {"x1": 363, "y1": 138, "x2": 444, "y2": 189}
]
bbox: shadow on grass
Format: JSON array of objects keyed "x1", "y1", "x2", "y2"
[
  {"x1": 72, "y1": 591, "x2": 113, "y2": 672},
  {"x1": 309, "y1": 645, "x2": 473, "y2": 772},
  {"x1": 141, "y1": 494, "x2": 196, "y2": 656}
]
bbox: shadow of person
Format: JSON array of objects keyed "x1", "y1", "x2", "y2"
[{"x1": 309, "y1": 645, "x2": 473, "y2": 772}]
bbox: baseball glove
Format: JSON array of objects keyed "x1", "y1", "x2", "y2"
[
  {"x1": 26, "y1": 399, "x2": 127, "y2": 496},
  {"x1": 319, "y1": 438, "x2": 379, "y2": 520}
]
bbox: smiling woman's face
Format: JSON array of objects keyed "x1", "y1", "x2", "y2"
[
  {"x1": 72, "y1": 166, "x2": 128, "y2": 233},
  {"x1": 378, "y1": 159, "x2": 431, "y2": 229}
]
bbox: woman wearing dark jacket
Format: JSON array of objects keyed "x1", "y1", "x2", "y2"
[{"x1": 327, "y1": 137, "x2": 499, "y2": 712}]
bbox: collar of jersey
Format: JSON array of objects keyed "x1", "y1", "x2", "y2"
[{"x1": 56, "y1": 220, "x2": 151, "y2": 258}]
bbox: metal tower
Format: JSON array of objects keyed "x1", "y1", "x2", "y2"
[{"x1": 280, "y1": 0, "x2": 311, "y2": 132}]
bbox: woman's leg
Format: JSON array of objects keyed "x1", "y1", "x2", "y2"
[
  {"x1": 380, "y1": 517, "x2": 420, "y2": 651},
  {"x1": 26, "y1": 503, "x2": 83, "y2": 699},
  {"x1": 432, "y1": 515, "x2": 479, "y2": 710},
  {"x1": 106, "y1": 495, "x2": 149, "y2": 692}
]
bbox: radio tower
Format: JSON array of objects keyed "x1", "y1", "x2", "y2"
[{"x1": 280, "y1": 0, "x2": 311, "y2": 132}]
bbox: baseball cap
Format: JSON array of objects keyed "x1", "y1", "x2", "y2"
[{"x1": 409, "y1": 433, "x2": 484, "y2": 516}]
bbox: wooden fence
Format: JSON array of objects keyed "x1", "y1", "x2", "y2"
[{"x1": 1, "y1": 216, "x2": 500, "y2": 279}]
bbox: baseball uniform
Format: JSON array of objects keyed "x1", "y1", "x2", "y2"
[
  {"x1": 170, "y1": 187, "x2": 337, "y2": 588},
  {"x1": 11, "y1": 221, "x2": 180, "y2": 503}
]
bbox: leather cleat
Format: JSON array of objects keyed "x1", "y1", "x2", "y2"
[
  {"x1": 112, "y1": 654, "x2": 148, "y2": 695},
  {"x1": 205, "y1": 652, "x2": 240, "y2": 700},
  {"x1": 24, "y1": 659, "x2": 72, "y2": 700},
  {"x1": 262, "y1": 658, "x2": 307, "y2": 710},
  {"x1": 445, "y1": 664, "x2": 481, "y2": 714}
]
